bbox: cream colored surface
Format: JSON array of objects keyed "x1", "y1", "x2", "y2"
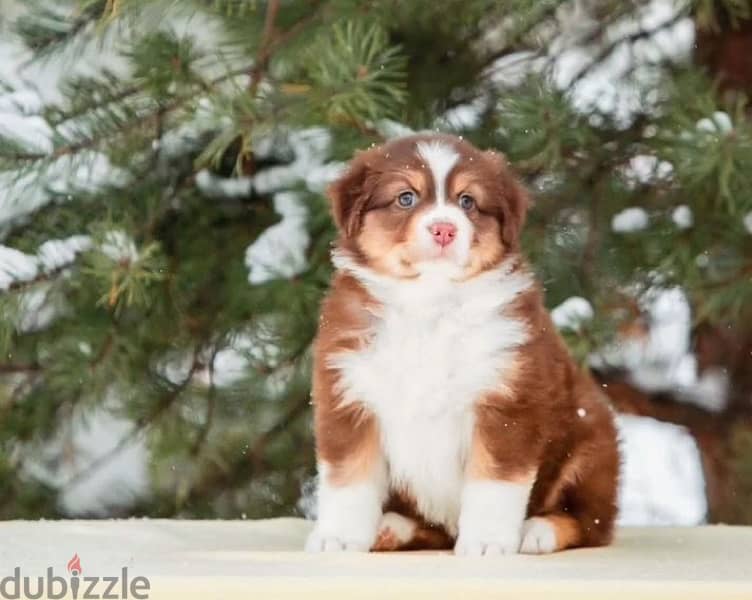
[{"x1": 1, "y1": 518, "x2": 751, "y2": 599}]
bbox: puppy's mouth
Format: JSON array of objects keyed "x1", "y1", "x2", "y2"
[
  {"x1": 394, "y1": 247, "x2": 460, "y2": 277},
  {"x1": 412, "y1": 244, "x2": 462, "y2": 264}
]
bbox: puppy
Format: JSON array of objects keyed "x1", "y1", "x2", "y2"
[{"x1": 306, "y1": 133, "x2": 618, "y2": 555}]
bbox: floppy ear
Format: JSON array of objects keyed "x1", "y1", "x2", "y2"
[
  {"x1": 483, "y1": 150, "x2": 530, "y2": 249},
  {"x1": 327, "y1": 150, "x2": 374, "y2": 239},
  {"x1": 502, "y1": 175, "x2": 530, "y2": 249}
]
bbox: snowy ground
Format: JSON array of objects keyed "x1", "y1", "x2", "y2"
[{"x1": 2, "y1": 519, "x2": 751, "y2": 598}]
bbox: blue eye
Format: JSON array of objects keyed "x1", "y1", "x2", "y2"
[
  {"x1": 397, "y1": 190, "x2": 417, "y2": 208},
  {"x1": 459, "y1": 194, "x2": 475, "y2": 210}
]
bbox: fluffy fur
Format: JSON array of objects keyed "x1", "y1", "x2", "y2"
[{"x1": 307, "y1": 133, "x2": 619, "y2": 555}]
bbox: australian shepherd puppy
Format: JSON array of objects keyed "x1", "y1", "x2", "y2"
[{"x1": 306, "y1": 133, "x2": 619, "y2": 555}]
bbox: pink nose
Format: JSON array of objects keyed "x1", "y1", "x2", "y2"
[{"x1": 430, "y1": 222, "x2": 457, "y2": 247}]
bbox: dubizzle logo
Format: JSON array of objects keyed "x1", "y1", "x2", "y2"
[{"x1": 0, "y1": 553, "x2": 150, "y2": 599}]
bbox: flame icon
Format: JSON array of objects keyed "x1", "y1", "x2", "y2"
[{"x1": 67, "y1": 553, "x2": 83, "y2": 576}]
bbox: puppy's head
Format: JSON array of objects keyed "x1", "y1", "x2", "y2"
[{"x1": 328, "y1": 134, "x2": 528, "y2": 279}]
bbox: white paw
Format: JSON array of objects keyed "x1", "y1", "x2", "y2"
[
  {"x1": 305, "y1": 529, "x2": 371, "y2": 553},
  {"x1": 455, "y1": 479, "x2": 532, "y2": 556},
  {"x1": 378, "y1": 512, "x2": 416, "y2": 543},
  {"x1": 454, "y1": 530, "x2": 521, "y2": 556},
  {"x1": 519, "y1": 517, "x2": 557, "y2": 555}
]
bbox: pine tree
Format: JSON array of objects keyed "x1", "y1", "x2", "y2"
[{"x1": 1, "y1": 0, "x2": 751, "y2": 521}]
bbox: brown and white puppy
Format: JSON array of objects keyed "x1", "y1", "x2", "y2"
[{"x1": 306, "y1": 133, "x2": 619, "y2": 555}]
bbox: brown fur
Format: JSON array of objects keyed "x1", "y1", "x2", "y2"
[
  {"x1": 312, "y1": 275, "x2": 383, "y2": 478},
  {"x1": 312, "y1": 133, "x2": 619, "y2": 553}
]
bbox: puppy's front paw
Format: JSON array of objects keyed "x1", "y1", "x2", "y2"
[
  {"x1": 455, "y1": 480, "x2": 532, "y2": 556},
  {"x1": 454, "y1": 530, "x2": 521, "y2": 556},
  {"x1": 305, "y1": 528, "x2": 372, "y2": 553},
  {"x1": 519, "y1": 517, "x2": 558, "y2": 554}
]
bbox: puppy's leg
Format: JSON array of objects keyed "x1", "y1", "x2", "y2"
[
  {"x1": 455, "y1": 403, "x2": 539, "y2": 556},
  {"x1": 520, "y1": 469, "x2": 616, "y2": 554},
  {"x1": 306, "y1": 405, "x2": 387, "y2": 553},
  {"x1": 519, "y1": 514, "x2": 580, "y2": 554},
  {"x1": 521, "y1": 416, "x2": 619, "y2": 554}
]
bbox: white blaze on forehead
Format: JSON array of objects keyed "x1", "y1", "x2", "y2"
[{"x1": 416, "y1": 141, "x2": 459, "y2": 205}]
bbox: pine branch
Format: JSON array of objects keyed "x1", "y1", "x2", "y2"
[
  {"x1": 4, "y1": 66, "x2": 253, "y2": 165},
  {"x1": 694, "y1": 262, "x2": 752, "y2": 305},
  {"x1": 190, "y1": 346, "x2": 218, "y2": 456},
  {"x1": 478, "y1": 0, "x2": 562, "y2": 69},
  {"x1": 15, "y1": 2, "x2": 96, "y2": 60},
  {"x1": 266, "y1": 0, "x2": 323, "y2": 53},
  {"x1": 60, "y1": 354, "x2": 202, "y2": 490},
  {"x1": 564, "y1": 8, "x2": 690, "y2": 90},
  {"x1": 89, "y1": 333, "x2": 115, "y2": 370},
  {"x1": 245, "y1": 0, "x2": 324, "y2": 98},
  {"x1": 0, "y1": 363, "x2": 41, "y2": 374},
  {"x1": 177, "y1": 391, "x2": 311, "y2": 508},
  {"x1": 4, "y1": 264, "x2": 73, "y2": 294},
  {"x1": 49, "y1": 82, "x2": 142, "y2": 126},
  {"x1": 247, "y1": 0, "x2": 280, "y2": 94}
]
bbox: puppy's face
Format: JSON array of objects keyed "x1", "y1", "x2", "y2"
[{"x1": 329, "y1": 134, "x2": 528, "y2": 280}]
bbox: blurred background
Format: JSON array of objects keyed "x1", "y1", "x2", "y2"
[{"x1": 0, "y1": 0, "x2": 751, "y2": 526}]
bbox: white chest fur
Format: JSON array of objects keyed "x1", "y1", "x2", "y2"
[{"x1": 330, "y1": 256, "x2": 532, "y2": 534}]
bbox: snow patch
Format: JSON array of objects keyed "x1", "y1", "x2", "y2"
[
  {"x1": 37, "y1": 235, "x2": 93, "y2": 271},
  {"x1": 0, "y1": 245, "x2": 38, "y2": 289},
  {"x1": 17, "y1": 285, "x2": 58, "y2": 332},
  {"x1": 0, "y1": 112, "x2": 53, "y2": 154},
  {"x1": 374, "y1": 119, "x2": 414, "y2": 140},
  {"x1": 551, "y1": 296, "x2": 594, "y2": 330},
  {"x1": 622, "y1": 155, "x2": 673, "y2": 186},
  {"x1": 198, "y1": 330, "x2": 282, "y2": 388},
  {"x1": 210, "y1": 344, "x2": 252, "y2": 387},
  {"x1": 305, "y1": 161, "x2": 346, "y2": 193},
  {"x1": 157, "y1": 327, "x2": 284, "y2": 390},
  {"x1": 593, "y1": 286, "x2": 728, "y2": 413},
  {"x1": 196, "y1": 169, "x2": 253, "y2": 199},
  {"x1": 671, "y1": 205, "x2": 693, "y2": 229},
  {"x1": 0, "y1": 233, "x2": 98, "y2": 306},
  {"x1": 486, "y1": 51, "x2": 541, "y2": 88},
  {"x1": 0, "y1": 152, "x2": 128, "y2": 228},
  {"x1": 612, "y1": 207, "x2": 649, "y2": 232},
  {"x1": 0, "y1": 84, "x2": 51, "y2": 153},
  {"x1": 240, "y1": 127, "x2": 349, "y2": 285},
  {"x1": 100, "y1": 230, "x2": 139, "y2": 263},
  {"x1": 743, "y1": 212, "x2": 752, "y2": 235},
  {"x1": 36, "y1": 409, "x2": 150, "y2": 517},
  {"x1": 616, "y1": 414, "x2": 706, "y2": 526},
  {"x1": 1, "y1": 235, "x2": 93, "y2": 331},
  {"x1": 437, "y1": 98, "x2": 487, "y2": 130},
  {"x1": 252, "y1": 128, "x2": 339, "y2": 195},
  {"x1": 696, "y1": 111, "x2": 733, "y2": 136},
  {"x1": 158, "y1": 97, "x2": 233, "y2": 159},
  {"x1": 155, "y1": 351, "x2": 196, "y2": 387},
  {"x1": 0, "y1": 89, "x2": 44, "y2": 114},
  {"x1": 550, "y1": 0, "x2": 694, "y2": 125},
  {"x1": 245, "y1": 192, "x2": 309, "y2": 284}
]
